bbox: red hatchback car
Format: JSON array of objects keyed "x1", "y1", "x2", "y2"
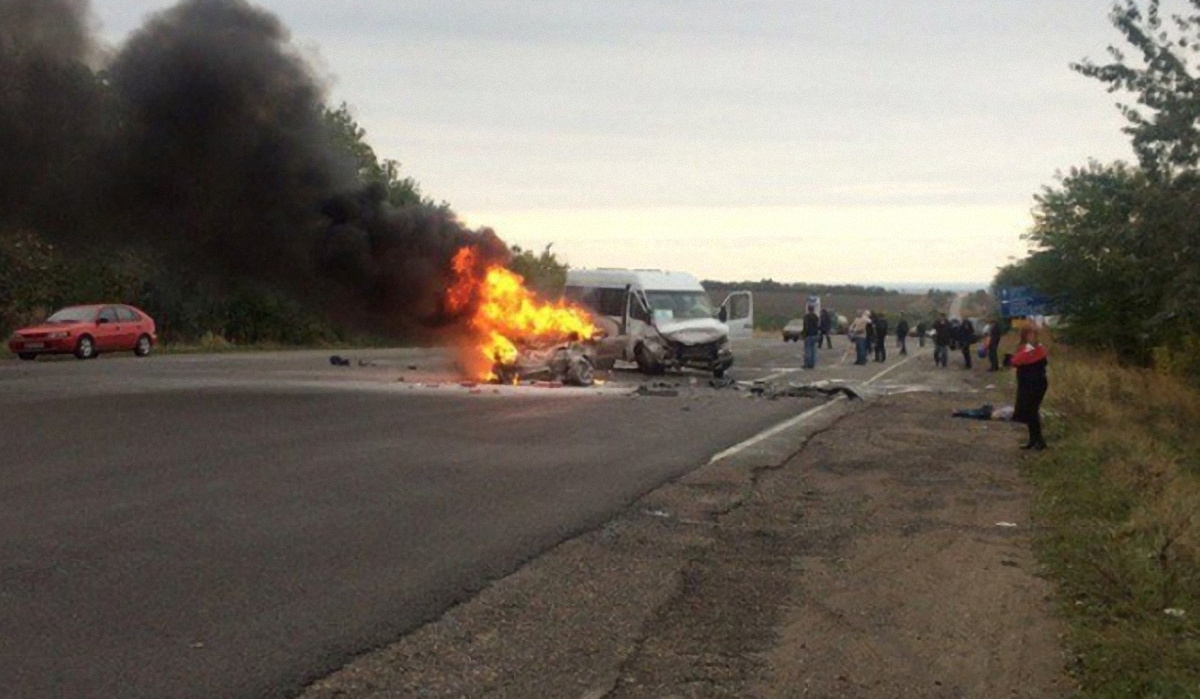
[{"x1": 8, "y1": 305, "x2": 157, "y2": 360}]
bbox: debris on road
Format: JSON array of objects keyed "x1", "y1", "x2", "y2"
[
  {"x1": 636, "y1": 385, "x2": 679, "y2": 397},
  {"x1": 773, "y1": 381, "x2": 863, "y2": 400},
  {"x1": 708, "y1": 377, "x2": 864, "y2": 400},
  {"x1": 329, "y1": 355, "x2": 351, "y2": 367}
]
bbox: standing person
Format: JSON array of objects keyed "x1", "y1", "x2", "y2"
[
  {"x1": 1012, "y1": 327, "x2": 1049, "y2": 450},
  {"x1": 987, "y1": 317, "x2": 1004, "y2": 372},
  {"x1": 916, "y1": 320, "x2": 927, "y2": 348},
  {"x1": 872, "y1": 312, "x2": 889, "y2": 362},
  {"x1": 818, "y1": 308, "x2": 833, "y2": 349},
  {"x1": 802, "y1": 305, "x2": 820, "y2": 369},
  {"x1": 932, "y1": 313, "x2": 951, "y2": 368},
  {"x1": 848, "y1": 311, "x2": 870, "y2": 365},
  {"x1": 958, "y1": 316, "x2": 975, "y2": 369},
  {"x1": 895, "y1": 315, "x2": 910, "y2": 356}
]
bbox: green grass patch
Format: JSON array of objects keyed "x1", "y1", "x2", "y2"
[{"x1": 1025, "y1": 347, "x2": 1200, "y2": 698}]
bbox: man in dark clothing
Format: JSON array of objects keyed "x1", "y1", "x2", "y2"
[
  {"x1": 916, "y1": 320, "x2": 927, "y2": 348},
  {"x1": 802, "y1": 306, "x2": 820, "y2": 369},
  {"x1": 958, "y1": 316, "x2": 976, "y2": 369},
  {"x1": 987, "y1": 317, "x2": 1004, "y2": 371},
  {"x1": 895, "y1": 315, "x2": 910, "y2": 356},
  {"x1": 872, "y1": 312, "x2": 889, "y2": 362},
  {"x1": 818, "y1": 308, "x2": 833, "y2": 349},
  {"x1": 932, "y1": 313, "x2": 951, "y2": 367},
  {"x1": 864, "y1": 314, "x2": 875, "y2": 357}
]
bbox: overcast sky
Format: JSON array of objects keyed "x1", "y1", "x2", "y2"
[{"x1": 93, "y1": 0, "x2": 1136, "y2": 286}]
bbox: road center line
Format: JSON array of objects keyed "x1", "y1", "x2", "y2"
[
  {"x1": 707, "y1": 350, "x2": 924, "y2": 464},
  {"x1": 759, "y1": 368, "x2": 799, "y2": 382},
  {"x1": 706, "y1": 398, "x2": 846, "y2": 464},
  {"x1": 865, "y1": 348, "x2": 923, "y2": 385}
]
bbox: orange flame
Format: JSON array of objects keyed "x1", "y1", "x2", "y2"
[{"x1": 448, "y1": 246, "x2": 597, "y2": 381}]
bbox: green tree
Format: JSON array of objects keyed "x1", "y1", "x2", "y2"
[
  {"x1": 1073, "y1": 0, "x2": 1200, "y2": 174},
  {"x1": 1021, "y1": 162, "x2": 1165, "y2": 357},
  {"x1": 507, "y1": 244, "x2": 568, "y2": 298},
  {"x1": 0, "y1": 230, "x2": 58, "y2": 334},
  {"x1": 323, "y1": 103, "x2": 425, "y2": 207}
]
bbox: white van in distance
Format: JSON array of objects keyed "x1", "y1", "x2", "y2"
[{"x1": 564, "y1": 268, "x2": 753, "y2": 378}]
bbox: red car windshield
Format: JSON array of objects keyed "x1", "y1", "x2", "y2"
[{"x1": 45, "y1": 307, "x2": 98, "y2": 323}]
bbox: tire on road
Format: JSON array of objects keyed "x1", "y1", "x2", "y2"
[
  {"x1": 635, "y1": 343, "x2": 664, "y2": 375},
  {"x1": 74, "y1": 335, "x2": 96, "y2": 360},
  {"x1": 564, "y1": 355, "x2": 595, "y2": 387},
  {"x1": 134, "y1": 334, "x2": 153, "y2": 357},
  {"x1": 18, "y1": 352, "x2": 37, "y2": 361}
]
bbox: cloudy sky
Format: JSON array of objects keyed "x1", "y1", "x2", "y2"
[{"x1": 93, "y1": 0, "x2": 1136, "y2": 286}]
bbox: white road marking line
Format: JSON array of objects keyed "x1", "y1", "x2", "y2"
[
  {"x1": 755, "y1": 347, "x2": 851, "y2": 381},
  {"x1": 864, "y1": 349, "x2": 922, "y2": 385},
  {"x1": 707, "y1": 350, "x2": 924, "y2": 464},
  {"x1": 759, "y1": 368, "x2": 799, "y2": 382},
  {"x1": 706, "y1": 398, "x2": 846, "y2": 464}
]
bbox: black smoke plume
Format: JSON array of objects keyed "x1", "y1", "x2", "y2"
[{"x1": 0, "y1": 0, "x2": 506, "y2": 336}]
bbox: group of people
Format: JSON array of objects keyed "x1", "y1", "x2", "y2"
[
  {"x1": 846, "y1": 310, "x2": 913, "y2": 365},
  {"x1": 930, "y1": 313, "x2": 975, "y2": 369}
]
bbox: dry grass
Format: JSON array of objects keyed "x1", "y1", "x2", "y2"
[{"x1": 1027, "y1": 343, "x2": 1200, "y2": 697}]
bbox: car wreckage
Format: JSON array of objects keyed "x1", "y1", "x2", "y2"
[{"x1": 490, "y1": 340, "x2": 597, "y2": 386}]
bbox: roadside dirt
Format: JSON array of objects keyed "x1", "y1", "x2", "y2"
[{"x1": 302, "y1": 369, "x2": 1070, "y2": 699}]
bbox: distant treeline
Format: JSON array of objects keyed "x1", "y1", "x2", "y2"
[
  {"x1": 702, "y1": 279, "x2": 901, "y2": 296},
  {"x1": 701, "y1": 283, "x2": 961, "y2": 332}
]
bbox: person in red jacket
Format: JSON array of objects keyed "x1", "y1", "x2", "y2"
[{"x1": 1011, "y1": 327, "x2": 1049, "y2": 450}]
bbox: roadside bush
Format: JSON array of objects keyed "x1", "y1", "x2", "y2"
[
  {"x1": 1150, "y1": 336, "x2": 1200, "y2": 382},
  {"x1": 1, "y1": 229, "x2": 358, "y2": 349},
  {"x1": 1028, "y1": 345, "x2": 1200, "y2": 696}
]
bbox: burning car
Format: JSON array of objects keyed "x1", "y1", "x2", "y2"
[
  {"x1": 563, "y1": 269, "x2": 752, "y2": 378},
  {"x1": 490, "y1": 340, "x2": 597, "y2": 387},
  {"x1": 446, "y1": 247, "x2": 601, "y2": 385}
]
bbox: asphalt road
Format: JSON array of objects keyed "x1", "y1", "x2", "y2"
[{"x1": 0, "y1": 339, "x2": 844, "y2": 699}]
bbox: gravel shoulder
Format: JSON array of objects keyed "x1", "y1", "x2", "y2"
[{"x1": 302, "y1": 359, "x2": 1070, "y2": 699}]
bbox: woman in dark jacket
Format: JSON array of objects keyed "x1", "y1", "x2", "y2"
[{"x1": 1012, "y1": 327, "x2": 1048, "y2": 450}]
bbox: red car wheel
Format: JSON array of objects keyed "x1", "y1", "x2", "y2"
[{"x1": 74, "y1": 335, "x2": 96, "y2": 360}]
